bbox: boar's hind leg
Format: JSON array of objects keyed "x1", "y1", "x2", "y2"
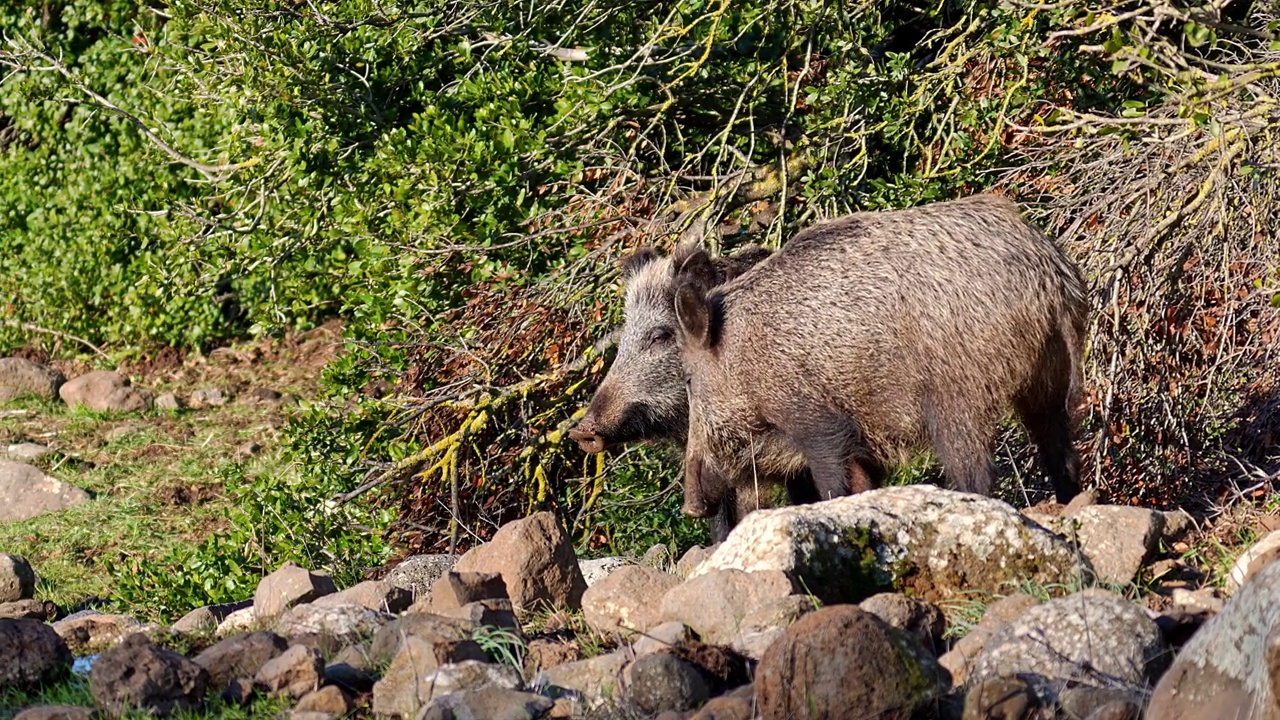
[
  {"x1": 792, "y1": 421, "x2": 861, "y2": 501},
  {"x1": 926, "y1": 403, "x2": 997, "y2": 497},
  {"x1": 1015, "y1": 395, "x2": 1082, "y2": 503}
]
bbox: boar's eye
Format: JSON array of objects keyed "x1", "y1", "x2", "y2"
[{"x1": 645, "y1": 327, "x2": 674, "y2": 349}]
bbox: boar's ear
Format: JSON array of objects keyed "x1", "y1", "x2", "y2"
[
  {"x1": 621, "y1": 246, "x2": 660, "y2": 280},
  {"x1": 672, "y1": 244, "x2": 717, "y2": 292},
  {"x1": 674, "y1": 281, "x2": 712, "y2": 348}
]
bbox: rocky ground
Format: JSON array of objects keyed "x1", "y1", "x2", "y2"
[{"x1": 1, "y1": 341, "x2": 1279, "y2": 719}]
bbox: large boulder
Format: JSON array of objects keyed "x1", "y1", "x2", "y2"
[
  {"x1": 0, "y1": 618, "x2": 72, "y2": 688},
  {"x1": 89, "y1": 634, "x2": 209, "y2": 718},
  {"x1": 451, "y1": 511, "x2": 587, "y2": 612},
  {"x1": 0, "y1": 553, "x2": 37, "y2": 602},
  {"x1": 59, "y1": 371, "x2": 151, "y2": 413},
  {"x1": 0, "y1": 461, "x2": 90, "y2": 522},
  {"x1": 754, "y1": 605, "x2": 946, "y2": 720},
  {"x1": 658, "y1": 569, "x2": 795, "y2": 644},
  {"x1": 0, "y1": 358, "x2": 64, "y2": 403},
  {"x1": 692, "y1": 486, "x2": 1085, "y2": 603},
  {"x1": 968, "y1": 589, "x2": 1167, "y2": 703},
  {"x1": 1147, "y1": 558, "x2": 1280, "y2": 720},
  {"x1": 582, "y1": 565, "x2": 680, "y2": 636},
  {"x1": 253, "y1": 562, "x2": 337, "y2": 619}
]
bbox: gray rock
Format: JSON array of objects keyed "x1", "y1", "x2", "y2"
[
  {"x1": 432, "y1": 599, "x2": 521, "y2": 636},
  {"x1": 0, "y1": 553, "x2": 37, "y2": 602},
  {"x1": 373, "y1": 633, "x2": 490, "y2": 711},
  {"x1": 633, "y1": 621, "x2": 695, "y2": 657},
  {"x1": 962, "y1": 675, "x2": 1039, "y2": 720},
  {"x1": 755, "y1": 605, "x2": 945, "y2": 720},
  {"x1": 275, "y1": 602, "x2": 392, "y2": 645},
  {"x1": 420, "y1": 688, "x2": 554, "y2": 720},
  {"x1": 171, "y1": 599, "x2": 253, "y2": 635},
  {"x1": 675, "y1": 544, "x2": 718, "y2": 579},
  {"x1": 369, "y1": 612, "x2": 475, "y2": 666},
  {"x1": 384, "y1": 554, "x2": 459, "y2": 599},
  {"x1": 153, "y1": 393, "x2": 183, "y2": 411},
  {"x1": 858, "y1": 592, "x2": 946, "y2": 652},
  {"x1": 534, "y1": 651, "x2": 629, "y2": 708},
  {"x1": 324, "y1": 645, "x2": 377, "y2": 695},
  {"x1": 969, "y1": 589, "x2": 1168, "y2": 702},
  {"x1": 0, "y1": 618, "x2": 72, "y2": 687},
  {"x1": 373, "y1": 660, "x2": 522, "y2": 718},
  {"x1": 59, "y1": 371, "x2": 151, "y2": 413},
  {"x1": 582, "y1": 565, "x2": 680, "y2": 636},
  {"x1": 13, "y1": 706, "x2": 96, "y2": 720},
  {"x1": 1147, "y1": 557, "x2": 1280, "y2": 720},
  {"x1": 1227, "y1": 529, "x2": 1280, "y2": 592},
  {"x1": 2, "y1": 443, "x2": 52, "y2": 462},
  {"x1": 0, "y1": 460, "x2": 91, "y2": 522},
  {"x1": 579, "y1": 557, "x2": 630, "y2": 587},
  {"x1": 450, "y1": 511, "x2": 587, "y2": 612},
  {"x1": 1069, "y1": 505, "x2": 1164, "y2": 586},
  {"x1": 0, "y1": 358, "x2": 64, "y2": 403},
  {"x1": 313, "y1": 579, "x2": 413, "y2": 613},
  {"x1": 626, "y1": 652, "x2": 711, "y2": 714},
  {"x1": 89, "y1": 634, "x2": 208, "y2": 718},
  {"x1": 192, "y1": 630, "x2": 288, "y2": 692},
  {"x1": 939, "y1": 593, "x2": 1042, "y2": 688},
  {"x1": 0, "y1": 598, "x2": 48, "y2": 620},
  {"x1": 252, "y1": 562, "x2": 337, "y2": 619},
  {"x1": 214, "y1": 606, "x2": 259, "y2": 637},
  {"x1": 427, "y1": 571, "x2": 510, "y2": 612},
  {"x1": 693, "y1": 485, "x2": 1085, "y2": 603},
  {"x1": 659, "y1": 569, "x2": 795, "y2": 644},
  {"x1": 1057, "y1": 686, "x2": 1143, "y2": 719},
  {"x1": 294, "y1": 685, "x2": 353, "y2": 715},
  {"x1": 188, "y1": 389, "x2": 228, "y2": 409},
  {"x1": 52, "y1": 612, "x2": 146, "y2": 655},
  {"x1": 252, "y1": 644, "x2": 323, "y2": 699}
]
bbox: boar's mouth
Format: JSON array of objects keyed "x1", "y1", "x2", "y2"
[{"x1": 569, "y1": 402, "x2": 670, "y2": 454}]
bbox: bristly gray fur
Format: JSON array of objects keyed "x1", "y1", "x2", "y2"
[{"x1": 676, "y1": 193, "x2": 1089, "y2": 504}]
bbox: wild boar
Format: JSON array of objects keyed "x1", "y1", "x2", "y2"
[
  {"x1": 568, "y1": 244, "x2": 815, "y2": 540},
  {"x1": 674, "y1": 194, "x2": 1088, "y2": 506}
]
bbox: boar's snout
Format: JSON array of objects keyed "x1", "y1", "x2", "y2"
[
  {"x1": 682, "y1": 456, "x2": 713, "y2": 518},
  {"x1": 568, "y1": 422, "x2": 608, "y2": 454}
]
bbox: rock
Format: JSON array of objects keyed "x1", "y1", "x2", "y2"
[
  {"x1": 1057, "y1": 686, "x2": 1142, "y2": 719},
  {"x1": 1085, "y1": 700, "x2": 1141, "y2": 720},
  {"x1": 451, "y1": 511, "x2": 587, "y2": 612},
  {"x1": 313, "y1": 579, "x2": 413, "y2": 613},
  {"x1": 0, "y1": 598, "x2": 48, "y2": 620},
  {"x1": 429, "y1": 570, "x2": 510, "y2": 611},
  {"x1": 659, "y1": 569, "x2": 794, "y2": 644},
  {"x1": 243, "y1": 387, "x2": 285, "y2": 404},
  {"x1": 384, "y1": 554, "x2": 458, "y2": 599},
  {"x1": 234, "y1": 441, "x2": 261, "y2": 459},
  {"x1": 676, "y1": 544, "x2": 718, "y2": 579},
  {"x1": 755, "y1": 605, "x2": 946, "y2": 720},
  {"x1": 0, "y1": 553, "x2": 37, "y2": 602},
  {"x1": 939, "y1": 593, "x2": 1042, "y2": 688},
  {"x1": 1147, "y1": 557, "x2": 1280, "y2": 720},
  {"x1": 276, "y1": 602, "x2": 392, "y2": 645},
  {"x1": 1068, "y1": 505, "x2": 1164, "y2": 586},
  {"x1": 253, "y1": 561, "x2": 337, "y2": 619},
  {"x1": 369, "y1": 613, "x2": 475, "y2": 665},
  {"x1": 641, "y1": 543, "x2": 677, "y2": 571},
  {"x1": 693, "y1": 486, "x2": 1084, "y2": 603},
  {"x1": 582, "y1": 565, "x2": 681, "y2": 636},
  {"x1": 53, "y1": 612, "x2": 145, "y2": 654},
  {"x1": 962, "y1": 675, "x2": 1038, "y2": 720},
  {"x1": 626, "y1": 652, "x2": 711, "y2": 714},
  {"x1": 689, "y1": 695, "x2": 754, "y2": 720},
  {"x1": 0, "y1": 618, "x2": 72, "y2": 687},
  {"x1": 377, "y1": 634, "x2": 489, "y2": 696},
  {"x1": 526, "y1": 638, "x2": 581, "y2": 671},
  {"x1": 858, "y1": 592, "x2": 946, "y2": 652},
  {"x1": 1159, "y1": 509, "x2": 1196, "y2": 542},
  {"x1": 215, "y1": 606, "x2": 259, "y2": 637},
  {"x1": 730, "y1": 628, "x2": 785, "y2": 661},
  {"x1": 665, "y1": 642, "x2": 750, "y2": 694},
  {"x1": 373, "y1": 659, "x2": 523, "y2": 718},
  {"x1": 0, "y1": 460, "x2": 91, "y2": 522},
  {"x1": 253, "y1": 644, "x2": 323, "y2": 699},
  {"x1": 579, "y1": 557, "x2": 630, "y2": 587},
  {"x1": 13, "y1": 706, "x2": 96, "y2": 720},
  {"x1": 295, "y1": 685, "x2": 353, "y2": 715},
  {"x1": 89, "y1": 634, "x2": 208, "y2": 718},
  {"x1": 59, "y1": 371, "x2": 151, "y2": 413},
  {"x1": 188, "y1": 389, "x2": 228, "y2": 409},
  {"x1": 420, "y1": 688, "x2": 554, "y2": 720},
  {"x1": 633, "y1": 621, "x2": 695, "y2": 657},
  {"x1": 221, "y1": 677, "x2": 254, "y2": 705},
  {"x1": 2, "y1": 443, "x2": 52, "y2": 462},
  {"x1": 0, "y1": 358, "x2": 64, "y2": 402},
  {"x1": 433, "y1": 600, "x2": 521, "y2": 636},
  {"x1": 1063, "y1": 489, "x2": 1098, "y2": 514},
  {"x1": 1169, "y1": 586, "x2": 1225, "y2": 616},
  {"x1": 171, "y1": 599, "x2": 252, "y2": 635},
  {"x1": 1227, "y1": 529, "x2": 1280, "y2": 592},
  {"x1": 192, "y1": 630, "x2": 289, "y2": 692},
  {"x1": 969, "y1": 589, "x2": 1167, "y2": 702},
  {"x1": 535, "y1": 651, "x2": 629, "y2": 708},
  {"x1": 153, "y1": 393, "x2": 183, "y2": 411}
]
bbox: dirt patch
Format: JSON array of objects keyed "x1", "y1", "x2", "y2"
[{"x1": 157, "y1": 483, "x2": 220, "y2": 507}]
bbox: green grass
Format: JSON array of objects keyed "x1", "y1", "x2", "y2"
[{"x1": 0, "y1": 674, "x2": 294, "y2": 719}]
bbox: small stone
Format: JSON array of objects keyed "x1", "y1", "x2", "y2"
[
  {"x1": 640, "y1": 544, "x2": 676, "y2": 571},
  {"x1": 1057, "y1": 686, "x2": 1142, "y2": 720},
  {"x1": 626, "y1": 652, "x2": 711, "y2": 714},
  {"x1": 313, "y1": 579, "x2": 413, "y2": 614},
  {"x1": 253, "y1": 644, "x2": 323, "y2": 699},
  {"x1": 633, "y1": 621, "x2": 695, "y2": 657},
  {"x1": 420, "y1": 688, "x2": 554, "y2": 720},
  {"x1": 369, "y1": 613, "x2": 474, "y2": 665},
  {"x1": 858, "y1": 593, "x2": 946, "y2": 652},
  {"x1": 171, "y1": 600, "x2": 252, "y2": 635},
  {"x1": 689, "y1": 695, "x2": 753, "y2": 720},
  {"x1": 579, "y1": 557, "x2": 629, "y2": 587},
  {"x1": 675, "y1": 545, "x2": 717, "y2": 579},
  {"x1": 13, "y1": 706, "x2": 96, "y2": 720},
  {"x1": 428, "y1": 570, "x2": 509, "y2": 611},
  {"x1": 0, "y1": 358, "x2": 64, "y2": 403},
  {"x1": 253, "y1": 561, "x2": 337, "y2": 619},
  {"x1": 1063, "y1": 489, "x2": 1098, "y2": 514},
  {"x1": 730, "y1": 628, "x2": 786, "y2": 661},
  {"x1": 188, "y1": 389, "x2": 228, "y2": 409},
  {"x1": 53, "y1": 612, "x2": 145, "y2": 655},
  {"x1": 89, "y1": 634, "x2": 208, "y2": 718},
  {"x1": 0, "y1": 598, "x2": 48, "y2": 620},
  {"x1": 0, "y1": 460, "x2": 91, "y2": 522},
  {"x1": 582, "y1": 565, "x2": 680, "y2": 636},
  {"x1": 193, "y1": 630, "x2": 288, "y2": 693},
  {"x1": 60, "y1": 371, "x2": 151, "y2": 413},
  {"x1": 962, "y1": 676, "x2": 1038, "y2": 720},
  {"x1": 0, "y1": 618, "x2": 72, "y2": 687},
  {"x1": 295, "y1": 685, "x2": 352, "y2": 715},
  {"x1": 2, "y1": 443, "x2": 52, "y2": 462},
  {"x1": 153, "y1": 393, "x2": 183, "y2": 411},
  {"x1": 433, "y1": 599, "x2": 521, "y2": 636},
  {"x1": 450, "y1": 512, "x2": 587, "y2": 612},
  {"x1": 1169, "y1": 587, "x2": 1225, "y2": 616},
  {"x1": 214, "y1": 606, "x2": 259, "y2": 637},
  {"x1": 0, "y1": 554, "x2": 37, "y2": 602},
  {"x1": 383, "y1": 554, "x2": 458, "y2": 599}
]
